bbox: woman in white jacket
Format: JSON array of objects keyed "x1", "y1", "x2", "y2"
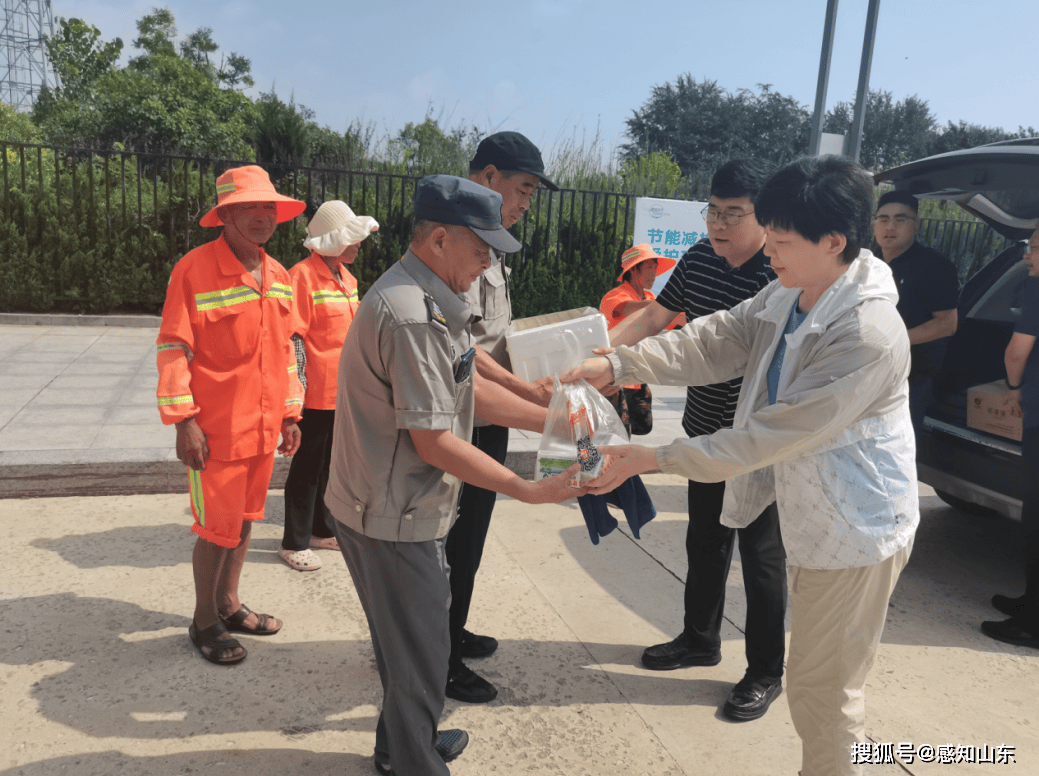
[{"x1": 568, "y1": 155, "x2": 918, "y2": 776}]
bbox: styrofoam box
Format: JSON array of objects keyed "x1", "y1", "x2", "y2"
[{"x1": 506, "y1": 307, "x2": 610, "y2": 382}]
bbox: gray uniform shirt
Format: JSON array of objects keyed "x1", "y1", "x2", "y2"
[
  {"x1": 464, "y1": 251, "x2": 512, "y2": 426},
  {"x1": 325, "y1": 249, "x2": 476, "y2": 542}
]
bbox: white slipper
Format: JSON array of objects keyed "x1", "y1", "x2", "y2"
[{"x1": 278, "y1": 547, "x2": 322, "y2": 571}]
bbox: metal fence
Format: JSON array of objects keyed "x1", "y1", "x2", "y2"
[{"x1": 0, "y1": 140, "x2": 1013, "y2": 315}]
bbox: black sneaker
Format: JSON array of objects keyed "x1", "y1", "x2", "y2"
[
  {"x1": 992, "y1": 594, "x2": 1027, "y2": 617},
  {"x1": 461, "y1": 628, "x2": 498, "y2": 658},
  {"x1": 722, "y1": 675, "x2": 783, "y2": 721},
  {"x1": 446, "y1": 663, "x2": 498, "y2": 703},
  {"x1": 641, "y1": 632, "x2": 721, "y2": 671},
  {"x1": 981, "y1": 618, "x2": 1039, "y2": 649}
]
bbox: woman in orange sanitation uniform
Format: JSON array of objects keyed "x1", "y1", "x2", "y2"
[
  {"x1": 278, "y1": 201, "x2": 378, "y2": 572},
  {"x1": 599, "y1": 244, "x2": 684, "y2": 434},
  {"x1": 156, "y1": 165, "x2": 305, "y2": 665}
]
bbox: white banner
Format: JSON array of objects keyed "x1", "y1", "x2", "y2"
[{"x1": 632, "y1": 197, "x2": 709, "y2": 294}]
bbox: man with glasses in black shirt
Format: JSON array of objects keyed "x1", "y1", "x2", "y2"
[
  {"x1": 873, "y1": 190, "x2": 959, "y2": 434},
  {"x1": 610, "y1": 159, "x2": 786, "y2": 722}
]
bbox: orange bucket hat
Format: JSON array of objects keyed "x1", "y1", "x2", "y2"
[
  {"x1": 199, "y1": 165, "x2": 306, "y2": 227},
  {"x1": 617, "y1": 243, "x2": 677, "y2": 283}
]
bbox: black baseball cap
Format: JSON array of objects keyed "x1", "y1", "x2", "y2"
[
  {"x1": 876, "y1": 190, "x2": 919, "y2": 212},
  {"x1": 414, "y1": 175, "x2": 522, "y2": 254},
  {"x1": 470, "y1": 131, "x2": 559, "y2": 191}
]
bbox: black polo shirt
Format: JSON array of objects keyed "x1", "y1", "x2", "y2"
[
  {"x1": 887, "y1": 241, "x2": 959, "y2": 379},
  {"x1": 1016, "y1": 276, "x2": 1039, "y2": 429}
]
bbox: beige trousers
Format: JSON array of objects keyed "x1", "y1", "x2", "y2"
[{"x1": 787, "y1": 540, "x2": 913, "y2": 776}]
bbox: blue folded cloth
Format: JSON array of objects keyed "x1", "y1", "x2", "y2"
[{"x1": 576, "y1": 474, "x2": 657, "y2": 545}]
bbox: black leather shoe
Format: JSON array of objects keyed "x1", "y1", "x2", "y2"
[
  {"x1": 992, "y1": 594, "x2": 1026, "y2": 617},
  {"x1": 372, "y1": 728, "x2": 470, "y2": 774},
  {"x1": 446, "y1": 663, "x2": 498, "y2": 703},
  {"x1": 461, "y1": 628, "x2": 498, "y2": 658},
  {"x1": 641, "y1": 633, "x2": 721, "y2": 671},
  {"x1": 723, "y1": 675, "x2": 783, "y2": 721},
  {"x1": 981, "y1": 618, "x2": 1039, "y2": 649}
]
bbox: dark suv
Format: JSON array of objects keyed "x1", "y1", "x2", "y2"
[{"x1": 875, "y1": 139, "x2": 1039, "y2": 519}]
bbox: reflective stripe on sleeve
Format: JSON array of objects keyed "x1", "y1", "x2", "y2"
[{"x1": 158, "y1": 394, "x2": 194, "y2": 406}]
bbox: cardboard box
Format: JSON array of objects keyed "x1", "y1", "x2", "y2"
[
  {"x1": 505, "y1": 307, "x2": 610, "y2": 382},
  {"x1": 966, "y1": 381, "x2": 1023, "y2": 441}
]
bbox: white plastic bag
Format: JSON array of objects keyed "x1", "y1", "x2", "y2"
[{"x1": 536, "y1": 376, "x2": 630, "y2": 487}]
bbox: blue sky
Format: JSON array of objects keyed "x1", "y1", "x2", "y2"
[{"x1": 53, "y1": 0, "x2": 1037, "y2": 166}]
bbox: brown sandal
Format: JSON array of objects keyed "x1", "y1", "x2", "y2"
[
  {"x1": 189, "y1": 620, "x2": 246, "y2": 665},
  {"x1": 221, "y1": 604, "x2": 282, "y2": 636}
]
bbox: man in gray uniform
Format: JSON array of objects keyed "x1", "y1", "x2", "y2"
[
  {"x1": 446, "y1": 132, "x2": 559, "y2": 703},
  {"x1": 325, "y1": 175, "x2": 579, "y2": 776}
]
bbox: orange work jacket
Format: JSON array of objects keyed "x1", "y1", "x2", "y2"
[
  {"x1": 156, "y1": 236, "x2": 304, "y2": 461},
  {"x1": 599, "y1": 282, "x2": 682, "y2": 388},
  {"x1": 289, "y1": 252, "x2": 359, "y2": 410}
]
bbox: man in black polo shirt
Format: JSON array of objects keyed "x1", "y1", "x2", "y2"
[
  {"x1": 610, "y1": 159, "x2": 785, "y2": 722},
  {"x1": 873, "y1": 190, "x2": 959, "y2": 434}
]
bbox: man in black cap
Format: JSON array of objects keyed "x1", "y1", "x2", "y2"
[
  {"x1": 445, "y1": 132, "x2": 561, "y2": 703},
  {"x1": 325, "y1": 175, "x2": 580, "y2": 776}
]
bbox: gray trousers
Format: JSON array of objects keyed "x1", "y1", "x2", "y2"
[{"x1": 332, "y1": 520, "x2": 452, "y2": 776}]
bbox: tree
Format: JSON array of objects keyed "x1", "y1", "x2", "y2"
[
  {"x1": 823, "y1": 90, "x2": 935, "y2": 169},
  {"x1": 132, "y1": 7, "x2": 177, "y2": 59},
  {"x1": 41, "y1": 17, "x2": 123, "y2": 102},
  {"x1": 1, "y1": 102, "x2": 42, "y2": 142},
  {"x1": 180, "y1": 27, "x2": 253, "y2": 88},
  {"x1": 387, "y1": 112, "x2": 479, "y2": 175},
  {"x1": 622, "y1": 77, "x2": 810, "y2": 193},
  {"x1": 250, "y1": 90, "x2": 311, "y2": 166},
  {"x1": 218, "y1": 53, "x2": 254, "y2": 89},
  {"x1": 619, "y1": 151, "x2": 688, "y2": 198},
  {"x1": 926, "y1": 121, "x2": 1037, "y2": 156},
  {"x1": 180, "y1": 27, "x2": 218, "y2": 80},
  {"x1": 33, "y1": 9, "x2": 255, "y2": 157}
]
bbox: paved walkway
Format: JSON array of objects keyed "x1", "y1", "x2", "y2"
[
  {"x1": 0, "y1": 319, "x2": 689, "y2": 497},
  {"x1": 2, "y1": 319, "x2": 1036, "y2": 775}
]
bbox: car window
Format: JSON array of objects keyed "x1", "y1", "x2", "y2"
[{"x1": 966, "y1": 259, "x2": 1029, "y2": 323}]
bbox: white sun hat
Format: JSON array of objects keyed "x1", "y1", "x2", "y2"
[{"x1": 303, "y1": 200, "x2": 379, "y2": 256}]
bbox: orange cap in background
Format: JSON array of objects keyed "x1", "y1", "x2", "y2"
[{"x1": 617, "y1": 244, "x2": 677, "y2": 283}]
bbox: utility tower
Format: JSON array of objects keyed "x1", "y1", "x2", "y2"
[{"x1": 0, "y1": 0, "x2": 58, "y2": 112}]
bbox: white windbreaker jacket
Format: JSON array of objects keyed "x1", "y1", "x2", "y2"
[{"x1": 609, "y1": 250, "x2": 919, "y2": 569}]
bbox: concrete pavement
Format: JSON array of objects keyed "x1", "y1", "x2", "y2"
[
  {"x1": 0, "y1": 319, "x2": 688, "y2": 497},
  {"x1": 3, "y1": 480, "x2": 1036, "y2": 775},
  {"x1": 1, "y1": 317, "x2": 1036, "y2": 775}
]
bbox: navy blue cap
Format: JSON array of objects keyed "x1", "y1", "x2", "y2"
[{"x1": 414, "y1": 175, "x2": 522, "y2": 253}]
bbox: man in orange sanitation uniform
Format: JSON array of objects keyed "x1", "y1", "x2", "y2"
[
  {"x1": 156, "y1": 165, "x2": 306, "y2": 665},
  {"x1": 278, "y1": 200, "x2": 379, "y2": 572}
]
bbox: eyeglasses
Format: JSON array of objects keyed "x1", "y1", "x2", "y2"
[
  {"x1": 872, "y1": 215, "x2": 916, "y2": 227},
  {"x1": 702, "y1": 206, "x2": 754, "y2": 225}
]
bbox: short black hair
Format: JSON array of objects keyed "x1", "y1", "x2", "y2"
[
  {"x1": 710, "y1": 158, "x2": 774, "y2": 200},
  {"x1": 876, "y1": 190, "x2": 919, "y2": 212},
  {"x1": 754, "y1": 155, "x2": 874, "y2": 264}
]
